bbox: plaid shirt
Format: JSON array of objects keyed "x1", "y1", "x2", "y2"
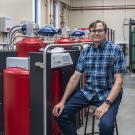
[{"x1": 76, "y1": 41, "x2": 125, "y2": 101}]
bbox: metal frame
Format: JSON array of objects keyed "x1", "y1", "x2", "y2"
[
  {"x1": 129, "y1": 19, "x2": 135, "y2": 72},
  {"x1": 43, "y1": 43, "x2": 83, "y2": 135}
]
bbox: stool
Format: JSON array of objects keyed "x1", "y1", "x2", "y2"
[{"x1": 84, "y1": 106, "x2": 119, "y2": 135}]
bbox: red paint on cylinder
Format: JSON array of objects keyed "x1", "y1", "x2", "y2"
[
  {"x1": 79, "y1": 37, "x2": 93, "y2": 43},
  {"x1": 3, "y1": 68, "x2": 30, "y2": 135},
  {"x1": 51, "y1": 68, "x2": 62, "y2": 134},
  {"x1": 16, "y1": 37, "x2": 45, "y2": 57},
  {"x1": 56, "y1": 37, "x2": 80, "y2": 49}
]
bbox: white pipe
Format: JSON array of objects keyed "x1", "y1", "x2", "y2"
[{"x1": 54, "y1": 1, "x2": 59, "y2": 29}]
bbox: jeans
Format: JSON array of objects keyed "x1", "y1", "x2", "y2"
[{"x1": 55, "y1": 90, "x2": 122, "y2": 135}]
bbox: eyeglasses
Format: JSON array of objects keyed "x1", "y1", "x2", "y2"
[{"x1": 89, "y1": 29, "x2": 105, "y2": 33}]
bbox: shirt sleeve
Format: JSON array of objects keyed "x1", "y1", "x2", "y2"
[
  {"x1": 76, "y1": 48, "x2": 87, "y2": 73},
  {"x1": 113, "y1": 45, "x2": 126, "y2": 74}
]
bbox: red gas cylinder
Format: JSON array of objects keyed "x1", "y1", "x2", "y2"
[
  {"x1": 56, "y1": 37, "x2": 80, "y2": 48},
  {"x1": 16, "y1": 37, "x2": 44, "y2": 57},
  {"x1": 51, "y1": 69, "x2": 62, "y2": 134},
  {"x1": 3, "y1": 37, "x2": 45, "y2": 135},
  {"x1": 79, "y1": 37, "x2": 93, "y2": 43},
  {"x1": 56, "y1": 37, "x2": 75, "y2": 44},
  {"x1": 3, "y1": 68, "x2": 30, "y2": 135}
]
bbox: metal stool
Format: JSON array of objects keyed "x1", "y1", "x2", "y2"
[{"x1": 84, "y1": 106, "x2": 119, "y2": 135}]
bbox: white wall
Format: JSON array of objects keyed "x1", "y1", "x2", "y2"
[
  {"x1": 0, "y1": 0, "x2": 33, "y2": 24},
  {"x1": 70, "y1": 0, "x2": 135, "y2": 44},
  {"x1": 0, "y1": 0, "x2": 32, "y2": 42},
  {"x1": 0, "y1": 0, "x2": 50, "y2": 42},
  {"x1": 0, "y1": 0, "x2": 50, "y2": 26},
  {"x1": 0, "y1": 0, "x2": 71, "y2": 30}
]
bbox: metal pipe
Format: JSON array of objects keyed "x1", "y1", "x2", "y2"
[{"x1": 72, "y1": 5, "x2": 135, "y2": 11}]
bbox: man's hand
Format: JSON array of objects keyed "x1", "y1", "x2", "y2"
[
  {"x1": 52, "y1": 102, "x2": 64, "y2": 117},
  {"x1": 94, "y1": 102, "x2": 110, "y2": 119}
]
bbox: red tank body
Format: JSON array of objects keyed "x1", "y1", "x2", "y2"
[
  {"x1": 16, "y1": 37, "x2": 44, "y2": 57},
  {"x1": 3, "y1": 68, "x2": 30, "y2": 135},
  {"x1": 51, "y1": 69, "x2": 62, "y2": 134},
  {"x1": 56, "y1": 37, "x2": 80, "y2": 48},
  {"x1": 79, "y1": 37, "x2": 93, "y2": 43}
]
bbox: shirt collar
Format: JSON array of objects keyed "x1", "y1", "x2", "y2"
[{"x1": 92, "y1": 40, "x2": 107, "y2": 49}]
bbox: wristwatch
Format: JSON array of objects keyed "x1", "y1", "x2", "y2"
[{"x1": 105, "y1": 99, "x2": 112, "y2": 106}]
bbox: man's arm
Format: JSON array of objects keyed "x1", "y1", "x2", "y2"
[
  {"x1": 106, "y1": 73, "x2": 123, "y2": 103},
  {"x1": 94, "y1": 73, "x2": 123, "y2": 119},
  {"x1": 53, "y1": 71, "x2": 82, "y2": 117},
  {"x1": 60, "y1": 71, "x2": 82, "y2": 104}
]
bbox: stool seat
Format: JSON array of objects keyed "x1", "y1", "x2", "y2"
[{"x1": 84, "y1": 106, "x2": 119, "y2": 135}]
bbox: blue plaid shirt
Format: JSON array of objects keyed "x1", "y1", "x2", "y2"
[{"x1": 76, "y1": 41, "x2": 125, "y2": 101}]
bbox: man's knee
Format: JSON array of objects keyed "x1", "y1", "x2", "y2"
[
  {"x1": 54, "y1": 113, "x2": 69, "y2": 124},
  {"x1": 54, "y1": 115, "x2": 63, "y2": 123},
  {"x1": 99, "y1": 118, "x2": 114, "y2": 132}
]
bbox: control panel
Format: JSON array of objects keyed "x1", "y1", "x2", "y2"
[
  {"x1": 51, "y1": 52, "x2": 73, "y2": 68},
  {"x1": 6, "y1": 57, "x2": 29, "y2": 70}
]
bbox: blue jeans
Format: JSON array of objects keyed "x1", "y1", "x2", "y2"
[{"x1": 55, "y1": 90, "x2": 122, "y2": 135}]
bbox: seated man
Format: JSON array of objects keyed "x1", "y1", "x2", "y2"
[{"x1": 53, "y1": 20, "x2": 125, "y2": 135}]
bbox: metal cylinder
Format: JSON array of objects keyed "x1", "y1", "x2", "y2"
[
  {"x1": 3, "y1": 68, "x2": 30, "y2": 135},
  {"x1": 16, "y1": 37, "x2": 44, "y2": 57}
]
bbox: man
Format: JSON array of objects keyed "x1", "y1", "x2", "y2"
[{"x1": 53, "y1": 20, "x2": 125, "y2": 135}]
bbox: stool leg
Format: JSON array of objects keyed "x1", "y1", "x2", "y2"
[
  {"x1": 115, "y1": 120, "x2": 119, "y2": 135},
  {"x1": 84, "y1": 108, "x2": 90, "y2": 135},
  {"x1": 91, "y1": 111, "x2": 95, "y2": 135}
]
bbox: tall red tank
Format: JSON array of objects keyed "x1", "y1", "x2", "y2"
[
  {"x1": 16, "y1": 37, "x2": 44, "y2": 57},
  {"x1": 3, "y1": 68, "x2": 30, "y2": 135},
  {"x1": 56, "y1": 37, "x2": 76, "y2": 44},
  {"x1": 56, "y1": 37, "x2": 80, "y2": 49},
  {"x1": 3, "y1": 37, "x2": 45, "y2": 135},
  {"x1": 79, "y1": 37, "x2": 93, "y2": 43},
  {"x1": 51, "y1": 69, "x2": 62, "y2": 135}
]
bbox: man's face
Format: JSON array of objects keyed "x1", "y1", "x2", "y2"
[{"x1": 89, "y1": 23, "x2": 106, "y2": 43}]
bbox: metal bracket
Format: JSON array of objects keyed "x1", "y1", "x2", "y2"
[{"x1": 35, "y1": 62, "x2": 45, "y2": 69}]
